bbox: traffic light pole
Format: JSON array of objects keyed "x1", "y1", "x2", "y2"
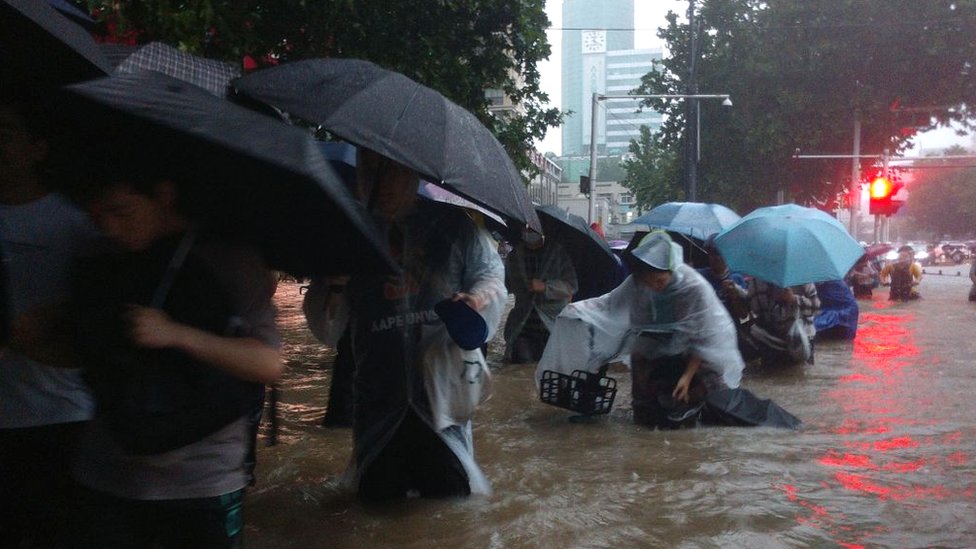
[
  {"x1": 850, "y1": 111, "x2": 861, "y2": 238},
  {"x1": 587, "y1": 92, "x2": 600, "y2": 224}
]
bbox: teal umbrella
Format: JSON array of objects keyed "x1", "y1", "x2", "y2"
[
  {"x1": 632, "y1": 202, "x2": 740, "y2": 240},
  {"x1": 713, "y1": 204, "x2": 862, "y2": 287}
]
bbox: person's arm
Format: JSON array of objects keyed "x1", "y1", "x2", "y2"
[
  {"x1": 454, "y1": 226, "x2": 508, "y2": 334},
  {"x1": 795, "y1": 283, "x2": 820, "y2": 313},
  {"x1": 541, "y1": 244, "x2": 578, "y2": 301},
  {"x1": 879, "y1": 263, "x2": 893, "y2": 285},
  {"x1": 7, "y1": 303, "x2": 80, "y2": 368},
  {"x1": 672, "y1": 354, "x2": 702, "y2": 403},
  {"x1": 127, "y1": 306, "x2": 283, "y2": 384},
  {"x1": 911, "y1": 262, "x2": 923, "y2": 284}
]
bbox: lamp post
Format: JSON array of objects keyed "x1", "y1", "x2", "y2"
[{"x1": 587, "y1": 92, "x2": 732, "y2": 223}]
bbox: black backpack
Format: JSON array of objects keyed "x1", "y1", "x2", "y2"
[{"x1": 75, "y1": 233, "x2": 264, "y2": 455}]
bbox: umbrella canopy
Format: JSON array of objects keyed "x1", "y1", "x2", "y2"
[
  {"x1": 231, "y1": 58, "x2": 541, "y2": 234},
  {"x1": 0, "y1": 0, "x2": 111, "y2": 88},
  {"x1": 713, "y1": 204, "x2": 863, "y2": 287},
  {"x1": 631, "y1": 202, "x2": 740, "y2": 240},
  {"x1": 115, "y1": 41, "x2": 241, "y2": 98},
  {"x1": 536, "y1": 205, "x2": 622, "y2": 300},
  {"x1": 58, "y1": 71, "x2": 396, "y2": 277},
  {"x1": 863, "y1": 242, "x2": 893, "y2": 259},
  {"x1": 417, "y1": 182, "x2": 507, "y2": 231}
]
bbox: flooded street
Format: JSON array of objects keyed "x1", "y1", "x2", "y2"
[{"x1": 247, "y1": 272, "x2": 976, "y2": 548}]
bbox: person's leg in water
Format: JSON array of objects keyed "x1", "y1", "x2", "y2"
[
  {"x1": 357, "y1": 409, "x2": 470, "y2": 502},
  {"x1": 631, "y1": 353, "x2": 700, "y2": 428},
  {"x1": 322, "y1": 329, "x2": 355, "y2": 427},
  {"x1": 76, "y1": 486, "x2": 245, "y2": 549},
  {"x1": 509, "y1": 309, "x2": 549, "y2": 363}
]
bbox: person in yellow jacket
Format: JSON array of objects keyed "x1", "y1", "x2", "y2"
[{"x1": 880, "y1": 245, "x2": 923, "y2": 300}]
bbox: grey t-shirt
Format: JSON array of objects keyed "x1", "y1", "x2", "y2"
[
  {"x1": 73, "y1": 235, "x2": 280, "y2": 500},
  {"x1": 0, "y1": 193, "x2": 98, "y2": 428}
]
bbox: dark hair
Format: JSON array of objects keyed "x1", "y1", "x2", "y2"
[{"x1": 54, "y1": 144, "x2": 174, "y2": 206}]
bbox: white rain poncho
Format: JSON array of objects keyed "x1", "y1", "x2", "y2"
[
  {"x1": 536, "y1": 234, "x2": 743, "y2": 390},
  {"x1": 503, "y1": 239, "x2": 578, "y2": 351},
  {"x1": 310, "y1": 201, "x2": 505, "y2": 495}
]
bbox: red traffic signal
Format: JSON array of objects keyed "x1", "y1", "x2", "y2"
[
  {"x1": 868, "y1": 176, "x2": 904, "y2": 216},
  {"x1": 869, "y1": 176, "x2": 893, "y2": 200}
]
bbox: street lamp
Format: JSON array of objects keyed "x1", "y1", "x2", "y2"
[{"x1": 586, "y1": 92, "x2": 732, "y2": 223}]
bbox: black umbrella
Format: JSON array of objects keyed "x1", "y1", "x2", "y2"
[
  {"x1": 535, "y1": 205, "x2": 623, "y2": 301},
  {"x1": 47, "y1": 0, "x2": 95, "y2": 32},
  {"x1": 0, "y1": 0, "x2": 111, "y2": 88},
  {"x1": 58, "y1": 70, "x2": 396, "y2": 277},
  {"x1": 115, "y1": 42, "x2": 241, "y2": 98},
  {"x1": 231, "y1": 58, "x2": 542, "y2": 234},
  {"x1": 703, "y1": 388, "x2": 802, "y2": 429}
]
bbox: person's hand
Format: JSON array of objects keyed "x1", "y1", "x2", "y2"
[
  {"x1": 126, "y1": 305, "x2": 186, "y2": 349},
  {"x1": 672, "y1": 373, "x2": 694, "y2": 403},
  {"x1": 530, "y1": 279, "x2": 547, "y2": 294},
  {"x1": 720, "y1": 279, "x2": 738, "y2": 297},
  {"x1": 452, "y1": 292, "x2": 486, "y2": 311},
  {"x1": 777, "y1": 287, "x2": 795, "y2": 304}
]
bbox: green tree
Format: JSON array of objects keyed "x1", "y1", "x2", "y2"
[
  {"x1": 621, "y1": 125, "x2": 683, "y2": 211},
  {"x1": 86, "y1": 0, "x2": 562, "y2": 177},
  {"x1": 628, "y1": 0, "x2": 976, "y2": 213},
  {"x1": 906, "y1": 146, "x2": 976, "y2": 238}
]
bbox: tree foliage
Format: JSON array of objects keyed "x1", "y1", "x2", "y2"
[
  {"x1": 84, "y1": 0, "x2": 562, "y2": 177},
  {"x1": 905, "y1": 146, "x2": 976, "y2": 238},
  {"x1": 621, "y1": 126, "x2": 683, "y2": 210},
  {"x1": 627, "y1": 0, "x2": 976, "y2": 214}
]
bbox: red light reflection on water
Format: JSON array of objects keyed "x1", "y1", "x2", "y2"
[{"x1": 780, "y1": 309, "x2": 972, "y2": 546}]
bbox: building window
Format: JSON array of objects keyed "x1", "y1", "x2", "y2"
[{"x1": 619, "y1": 194, "x2": 634, "y2": 205}]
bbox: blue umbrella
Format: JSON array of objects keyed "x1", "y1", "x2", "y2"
[
  {"x1": 632, "y1": 202, "x2": 740, "y2": 239},
  {"x1": 713, "y1": 204, "x2": 863, "y2": 287}
]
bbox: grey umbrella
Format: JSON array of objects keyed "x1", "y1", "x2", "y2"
[
  {"x1": 58, "y1": 70, "x2": 397, "y2": 277},
  {"x1": 231, "y1": 58, "x2": 542, "y2": 233},
  {"x1": 536, "y1": 205, "x2": 623, "y2": 300},
  {"x1": 0, "y1": 0, "x2": 111, "y2": 88},
  {"x1": 115, "y1": 42, "x2": 241, "y2": 98}
]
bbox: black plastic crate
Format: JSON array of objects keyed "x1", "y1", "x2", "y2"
[{"x1": 539, "y1": 369, "x2": 617, "y2": 416}]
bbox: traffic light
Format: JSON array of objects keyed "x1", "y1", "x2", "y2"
[
  {"x1": 868, "y1": 176, "x2": 904, "y2": 216},
  {"x1": 579, "y1": 175, "x2": 591, "y2": 196}
]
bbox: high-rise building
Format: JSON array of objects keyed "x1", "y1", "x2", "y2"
[{"x1": 560, "y1": 0, "x2": 662, "y2": 156}]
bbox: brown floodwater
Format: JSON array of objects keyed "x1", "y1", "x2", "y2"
[{"x1": 246, "y1": 273, "x2": 976, "y2": 548}]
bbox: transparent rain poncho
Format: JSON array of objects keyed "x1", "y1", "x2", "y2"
[
  {"x1": 503, "y1": 239, "x2": 578, "y2": 348},
  {"x1": 536, "y1": 235, "x2": 743, "y2": 389},
  {"x1": 311, "y1": 202, "x2": 506, "y2": 495}
]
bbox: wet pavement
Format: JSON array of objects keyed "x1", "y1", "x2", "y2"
[{"x1": 246, "y1": 269, "x2": 976, "y2": 548}]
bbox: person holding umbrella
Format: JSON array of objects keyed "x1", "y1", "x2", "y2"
[
  {"x1": 503, "y1": 229, "x2": 578, "y2": 364},
  {"x1": 58, "y1": 150, "x2": 284, "y2": 548},
  {"x1": 313, "y1": 147, "x2": 507, "y2": 501},
  {"x1": 728, "y1": 278, "x2": 820, "y2": 366}
]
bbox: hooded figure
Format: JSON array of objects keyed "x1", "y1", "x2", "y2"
[
  {"x1": 503, "y1": 230, "x2": 578, "y2": 363},
  {"x1": 537, "y1": 231, "x2": 744, "y2": 428},
  {"x1": 309, "y1": 150, "x2": 506, "y2": 501}
]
